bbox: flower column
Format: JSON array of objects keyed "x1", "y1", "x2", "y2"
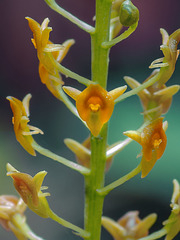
[{"x1": 84, "y1": 0, "x2": 112, "y2": 239}]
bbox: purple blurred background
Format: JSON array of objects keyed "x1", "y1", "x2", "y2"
[{"x1": 1, "y1": 0, "x2": 180, "y2": 100}]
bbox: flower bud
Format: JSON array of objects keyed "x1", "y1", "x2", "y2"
[{"x1": 119, "y1": 0, "x2": 139, "y2": 27}]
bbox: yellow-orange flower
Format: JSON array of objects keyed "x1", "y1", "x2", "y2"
[
  {"x1": 102, "y1": 211, "x2": 157, "y2": 240},
  {"x1": 63, "y1": 84, "x2": 127, "y2": 137},
  {"x1": 7, "y1": 163, "x2": 51, "y2": 218},
  {"x1": 124, "y1": 117, "x2": 167, "y2": 177},
  {"x1": 26, "y1": 17, "x2": 74, "y2": 100},
  {"x1": 7, "y1": 94, "x2": 43, "y2": 156}
]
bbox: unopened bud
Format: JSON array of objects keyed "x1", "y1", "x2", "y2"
[{"x1": 119, "y1": 0, "x2": 139, "y2": 27}]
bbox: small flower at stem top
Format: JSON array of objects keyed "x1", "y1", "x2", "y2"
[
  {"x1": 26, "y1": 17, "x2": 74, "y2": 100},
  {"x1": 124, "y1": 70, "x2": 180, "y2": 121},
  {"x1": 124, "y1": 117, "x2": 167, "y2": 178},
  {"x1": 102, "y1": 211, "x2": 157, "y2": 240},
  {"x1": 163, "y1": 179, "x2": 180, "y2": 240},
  {"x1": 7, "y1": 94, "x2": 43, "y2": 156},
  {"x1": 7, "y1": 163, "x2": 51, "y2": 218},
  {"x1": 149, "y1": 28, "x2": 180, "y2": 86},
  {"x1": 63, "y1": 84, "x2": 127, "y2": 137}
]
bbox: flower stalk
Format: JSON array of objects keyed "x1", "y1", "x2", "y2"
[
  {"x1": 32, "y1": 141, "x2": 90, "y2": 176},
  {"x1": 83, "y1": 0, "x2": 112, "y2": 239},
  {"x1": 44, "y1": 0, "x2": 94, "y2": 33},
  {"x1": 97, "y1": 163, "x2": 141, "y2": 196}
]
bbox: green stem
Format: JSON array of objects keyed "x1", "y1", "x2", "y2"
[
  {"x1": 115, "y1": 72, "x2": 164, "y2": 103},
  {"x1": 49, "y1": 210, "x2": 90, "y2": 238},
  {"x1": 107, "y1": 137, "x2": 132, "y2": 159},
  {"x1": 44, "y1": 0, "x2": 94, "y2": 33},
  {"x1": 47, "y1": 53, "x2": 92, "y2": 86},
  {"x1": 97, "y1": 163, "x2": 141, "y2": 196},
  {"x1": 12, "y1": 213, "x2": 45, "y2": 240},
  {"x1": 102, "y1": 22, "x2": 138, "y2": 48},
  {"x1": 58, "y1": 88, "x2": 79, "y2": 116},
  {"x1": 84, "y1": 125, "x2": 108, "y2": 240},
  {"x1": 84, "y1": 1, "x2": 112, "y2": 239},
  {"x1": 90, "y1": 0, "x2": 112, "y2": 87},
  {"x1": 139, "y1": 228, "x2": 167, "y2": 240},
  {"x1": 32, "y1": 141, "x2": 90, "y2": 176}
]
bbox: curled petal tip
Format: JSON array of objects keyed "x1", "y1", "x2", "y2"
[
  {"x1": 63, "y1": 86, "x2": 81, "y2": 100},
  {"x1": 6, "y1": 163, "x2": 19, "y2": 173},
  {"x1": 109, "y1": 85, "x2": 127, "y2": 100},
  {"x1": 123, "y1": 130, "x2": 141, "y2": 143},
  {"x1": 163, "y1": 121, "x2": 168, "y2": 132}
]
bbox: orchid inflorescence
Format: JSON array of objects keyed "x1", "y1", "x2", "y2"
[{"x1": 1, "y1": 0, "x2": 180, "y2": 240}]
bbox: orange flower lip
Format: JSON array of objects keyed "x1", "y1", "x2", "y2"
[
  {"x1": 87, "y1": 96, "x2": 103, "y2": 112},
  {"x1": 63, "y1": 84, "x2": 127, "y2": 136},
  {"x1": 151, "y1": 132, "x2": 162, "y2": 149}
]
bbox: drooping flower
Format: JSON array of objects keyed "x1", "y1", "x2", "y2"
[
  {"x1": 7, "y1": 94, "x2": 43, "y2": 156},
  {"x1": 124, "y1": 117, "x2": 167, "y2": 177},
  {"x1": 63, "y1": 84, "x2": 127, "y2": 137},
  {"x1": 26, "y1": 17, "x2": 74, "y2": 100},
  {"x1": 163, "y1": 179, "x2": 180, "y2": 240},
  {"x1": 124, "y1": 70, "x2": 180, "y2": 120},
  {"x1": 7, "y1": 163, "x2": 51, "y2": 218},
  {"x1": 102, "y1": 211, "x2": 157, "y2": 240}
]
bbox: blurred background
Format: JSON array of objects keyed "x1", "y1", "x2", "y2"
[{"x1": 0, "y1": 0, "x2": 180, "y2": 239}]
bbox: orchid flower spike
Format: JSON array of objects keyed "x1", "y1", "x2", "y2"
[
  {"x1": 7, "y1": 94, "x2": 43, "y2": 156},
  {"x1": 63, "y1": 84, "x2": 127, "y2": 137}
]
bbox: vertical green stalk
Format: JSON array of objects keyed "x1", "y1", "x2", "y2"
[
  {"x1": 91, "y1": 0, "x2": 112, "y2": 88},
  {"x1": 84, "y1": 0, "x2": 112, "y2": 239},
  {"x1": 84, "y1": 125, "x2": 108, "y2": 240}
]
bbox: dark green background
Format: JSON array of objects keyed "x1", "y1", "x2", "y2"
[{"x1": 0, "y1": 0, "x2": 180, "y2": 239}]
